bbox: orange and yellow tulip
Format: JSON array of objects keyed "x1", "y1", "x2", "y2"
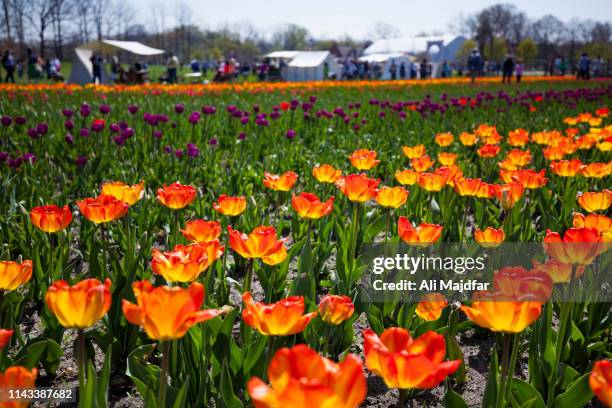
[
  {"x1": 398, "y1": 217, "x2": 442, "y2": 246},
  {"x1": 0, "y1": 366, "x2": 38, "y2": 407},
  {"x1": 460, "y1": 296, "x2": 543, "y2": 333},
  {"x1": 459, "y1": 132, "x2": 477, "y2": 146},
  {"x1": 437, "y1": 152, "x2": 457, "y2": 166},
  {"x1": 577, "y1": 190, "x2": 612, "y2": 213},
  {"x1": 0, "y1": 260, "x2": 33, "y2": 291},
  {"x1": 363, "y1": 327, "x2": 460, "y2": 389},
  {"x1": 312, "y1": 164, "x2": 342, "y2": 184},
  {"x1": 531, "y1": 259, "x2": 585, "y2": 283},
  {"x1": 590, "y1": 360, "x2": 612, "y2": 407},
  {"x1": 212, "y1": 194, "x2": 247, "y2": 216},
  {"x1": 549, "y1": 159, "x2": 582, "y2": 177},
  {"x1": 507, "y1": 129, "x2": 530, "y2": 146},
  {"x1": 477, "y1": 144, "x2": 501, "y2": 158},
  {"x1": 45, "y1": 278, "x2": 111, "y2": 328},
  {"x1": 242, "y1": 292, "x2": 315, "y2": 336},
  {"x1": 395, "y1": 169, "x2": 419, "y2": 185},
  {"x1": 156, "y1": 182, "x2": 197, "y2": 209},
  {"x1": 122, "y1": 281, "x2": 228, "y2": 341},
  {"x1": 580, "y1": 162, "x2": 611, "y2": 178},
  {"x1": 336, "y1": 174, "x2": 380, "y2": 203},
  {"x1": 494, "y1": 182, "x2": 524, "y2": 210},
  {"x1": 317, "y1": 295, "x2": 355, "y2": 325},
  {"x1": 435, "y1": 132, "x2": 454, "y2": 147},
  {"x1": 415, "y1": 293, "x2": 448, "y2": 321},
  {"x1": 417, "y1": 172, "x2": 448, "y2": 192},
  {"x1": 181, "y1": 219, "x2": 221, "y2": 243},
  {"x1": 348, "y1": 148, "x2": 380, "y2": 170},
  {"x1": 29, "y1": 205, "x2": 72, "y2": 233},
  {"x1": 544, "y1": 228, "x2": 604, "y2": 265},
  {"x1": 263, "y1": 171, "x2": 298, "y2": 191},
  {"x1": 410, "y1": 155, "x2": 434, "y2": 172},
  {"x1": 228, "y1": 226, "x2": 287, "y2": 265},
  {"x1": 402, "y1": 144, "x2": 427, "y2": 159},
  {"x1": 76, "y1": 194, "x2": 129, "y2": 224},
  {"x1": 152, "y1": 242, "x2": 223, "y2": 282},
  {"x1": 511, "y1": 169, "x2": 548, "y2": 189},
  {"x1": 101, "y1": 180, "x2": 144, "y2": 205},
  {"x1": 474, "y1": 227, "x2": 505, "y2": 247},
  {"x1": 247, "y1": 344, "x2": 366, "y2": 408},
  {"x1": 375, "y1": 186, "x2": 409, "y2": 209},
  {"x1": 572, "y1": 213, "x2": 612, "y2": 235},
  {"x1": 291, "y1": 192, "x2": 334, "y2": 220},
  {"x1": 454, "y1": 178, "x2": 482, "y2": 196}
]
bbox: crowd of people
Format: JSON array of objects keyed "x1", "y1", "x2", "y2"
[{"x1": 1, "y1": 48, "x2": 63, "y2": 83}]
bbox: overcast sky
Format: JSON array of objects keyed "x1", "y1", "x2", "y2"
[{"x1": 141, "y1": 0, "x2": 612, "y2": 39}]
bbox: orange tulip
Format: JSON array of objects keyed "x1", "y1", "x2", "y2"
[
  {"x1": 228, "y1": 226, "x2": 287, "y2": 265},
  {"x1": 122, "y1": 281, "x2": 228, "y2": 340},
  {"x1": 152, "y1": 242, "x2": 223, "y2": 282},
  {"x1": 590, "y1": 360, "x2": 612, "y2": 407},
  {"x1": 76, "y1": 194, "x2": 129, "y2": 224},
  {"x1": 317, "y1": 295, "x2": 355, "y2": 325},
  {"x1": 459, "y1": 132, "x2": 477, "y2": 146},
  {"x1": 0, "y1": 329, "x2": 13, "y2": 350},
  {"x1": 375, "y1": 186, "x2": 409, "y2": 209},
  {"x1": 45, "y1": 278, "x2": 111, "y2": 328},
  {"x1": 474, "y1": 227, "x2": 505, "y2": 248},
  {"x1": 348, "y1": 148, "x2": 380, "y2": 170},
  {"x1": 212, "y1": 194, "x2": 247, "y2": 216},
  {"x1": 410, "y1": 155, "x2": 434, "y2": 172},
  {"x1": 502, "y1": 149, "x2": 531, "y2": 168},
  {"x1": 507, "y1": 129, "x2": 530, "y2": 146},
  {"x1": 511, "y1": 169, "x2": 548, "y2": 189},
  {"x1": 263, "y1": 171, "x2": 298, "y2": 191},
  {"x1": 475, "y1": 182, "x2": 495, "y2": 199},
  {"x1": 247, "y1": 344, "x2": 366, "y2": 408},
  {"x1": 544, "y1": 228, "x2": 604, "y2": 265},
  {"x1": 580, "y1": 162, "x2": 611, "y2": 178},
  {"x1": 312, "y1": 164, "x2": 342, "y2": 184},
  {"x1": 549, "y1": 159, "x2": 583, "y2": 177},
  {"x1": 156, "y1": 182, "x2": 197, "y2": 209},
  {"x1": 417, "y1": 172, "x2": 448, "y2": 192},
  {"x1": 435, "y1": 132, "x2": 454, "y2": 147},
  {"x1": 242, "y1": 292, "x2": 315, "y2": 336},
  {"x1": 543, "y1": 145, "x2": 568, "y2": 161},
  {"x1": 29, "y1": 205, "x2": 72, "y2": 233},
  {"x1": 181, "y1": 219, "x2": 221, "y2": 243},
  {"x1": 291, "y1": 192, "x2": 334, "y2": 220},
  {"x1": 437, "y1": 152, "x2": 457, "y2": 166},
  {"x1": 577, "y1": 190, "x2": 612, "y2": 213},
  {"x1": 493, "y1": 182, "x2": 524, "y2": 210},
  {"x1": 415, "y1": 293, "x2": 448, "y2": 321},
  {"x1": 0, "y1": 260, "x2": 33, "y2": 291},
  {"x1": 336, "y1": 174, "x2": 380, "y2": 203},
  {"x1": 454, "y1": 178, "x2": 482, "y2": 196},
  {"x1": 395, "y1": 169, "x2": 419, "y2": 185},
  {"x1": 0, "y1": 366, "x2": 38, "y2": 408},
  {"x1": 477, "y1": 144, "x2": 501, "y2": 158},
  {"x1": 440, "y1": 165, "x2": 464, "y2": 186},
  {"x1": 363, "y1": 328, "x2": 460, "y2": 389},
  {"x1": 398, "y1": 217, "x2": 442, "y2": 246},
  {"x1": 402, "y1": 144, "x2": 426, "y2": 159},
  {"x1": 101, "y1": 180, "x2": 144, "y2": 205},
  {"x1": 572, "y1": 213, "x2": 612, "y2": 234},
  {"x1": 531, "y1": 259, "x2": 585, "y2": 283}
]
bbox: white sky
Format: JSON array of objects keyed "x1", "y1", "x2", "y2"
[{"x1": 140, "y1": 0, "x2": 612, "y2": 39}]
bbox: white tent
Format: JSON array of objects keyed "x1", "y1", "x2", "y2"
[
  {"x1": 265, "y1": 51, "x2": 300, "y2": 60},
  {"x1": 359, "y1": 53, "x2": 414, "y2": 80},
  {"x1": 68, "y1": 39, "x2": 165, "y2": 85},
  {"x1": 363, "y1": 35, "x2": 466, "y2": 63},
  {"x1": 283, "y1": 51, "x2": 340, "y2": 81}
]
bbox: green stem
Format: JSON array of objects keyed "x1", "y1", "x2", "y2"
[
  {"x1": 77, "y1": 329, "x2": 86, "y2": 398},
  {"x1": 496, "y1": 334, "x2": 511, "y2": 408},
  {"x1": 244, "y1": 259, "x2": 254, "y2": 293},
  {"x1": 100, "y1": 223, "x2": 107, "y2": 280},
  {"x1": 397, "y1": 388, "x2": 411, "y2": 407},
  {"x1": 504, "y1": 334, "x2": 521, "y2": 404},
  {"x1": 158, "y1": 341, "x2": 171, "y2": 408},
  {"x1": 384, "y1": 209, "x2": 391, "y2": 244},
  {"x1": 49, "y1": 233, "x2": 55, "y2": 284}
]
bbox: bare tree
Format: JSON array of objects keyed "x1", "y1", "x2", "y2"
[
  {"x1": 369, "y1": 22, "x2": 401, "y2": 40},
  {"x1": 26, "y1": 0, "x2": 56, "y2": 57},
  {"x1": 150, "y1": 2, "x2": 166, "y2": 49},
  {"x1": 92, "y1": 0, "x2": 105, "y2": 41},
  {"x1": 2, "y1": 0, "x2": 12, "y2": 44},
  {"x1": 50, "y1": 0, "x2": 72, "y2": 58},
  {"x1": 74, "y1": 0, "x2": 92, "y2": 43},
  {"x1": 10, "y1": 0, "x2": 28, "y2": 55},
  {"x1": 175, "y1": 1, "x2": 193, "y2": 59},
  {"x1": 531, "y1": 15, "x2": 565, "y2": 57}
]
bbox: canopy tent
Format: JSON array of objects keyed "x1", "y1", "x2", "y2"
[
  {"x1": 363, "y1": 35, "x2": 466, "y2": 63},
  {"x1": 265, "y1": 50, "x2": 300, "y2": 60},
  {"x1": 68, "y1": 39, "x2": 165, "y2": 85},
  {"x1": 359, "y1": 53, "x2": 414, "y2": 80},
  {"x1": 283, "y1": 51, "x2": 340, "y2": 81}
]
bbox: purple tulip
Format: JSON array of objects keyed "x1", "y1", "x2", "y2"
[
  {"x1": 23, "y1": 152, "x2": 36, "y2": 164},
  {"x1": 36, "y1": 123, "x2": 48, "y2": 135},
  {"x1": 286, "y1": 129, "x2": 296, "y2": 139},
  {"x1": 0, "y1": 151, "x2": 7, "y2": 161},
  {"x1": 62, "y1": 109, "x2": 74, "y2": 118},
  {"x1": 175, "y1": 149, "x2": 184, "y2": 159},
  {"x1": 175, "y1": 103, "x2": 184, "y2": 114},
  {"x1": 238, "y1": 132, "x2": 247, "y2": 140},
  {"x1": 188, "y1": 112, "x2": 200, "y2": 125},
  {"x1": 1, "y1": 116, "x2": 12, "y2": 126},
  {"x1": 153, "y1": 130, "x2": 163, "y2": 139},
  {"x1": 14, "y1": 116, "x2": 26, "y2": 125},
  {"x1": 75, "y1": 155, "x2": 88, "y2": 167},
  {"x1": 128, "y1": 104, "x2": 139, "y2": 114},
  {"x1": 99, "y1": 104, "x2": 111, "y2": 114},
  {"x1": 80, "y1": 128, "x2": 90, "y2": 138},
  {"x1": 64, "y1": 119, "x2": 74, "y2": 130},
  {"x1": 208, "y1": 138, "x2": 218, "y2": 146},
  {"x1": 27, "y1": 128, "x2": 39, "y2": 139},
  {"x1": 80, "y1": 103, "x2": 91, "y2": 117},
  {"x1": 65, "y1": 133, "x2": 74, "y2": 144}
]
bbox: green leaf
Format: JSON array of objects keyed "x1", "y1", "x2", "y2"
[
  {"x1": 126, "y1": 344, "x2": 159, "y2": 399},
  {"x1": 444, "y1": 387, "x2": 468, "y2": 408},
  {"x1": 508, "y1": 379, "x2": 546, "y2": 408},
  {"x1": 446, "y1": 335, "x2": 466, "y2": 384},
  {"x1": 171, "y1": 376, "x2": 190, "y2": 408},
  {"x1": 96, "y1": 346, "x2": 112, "y2": 408},
  {"x1": 552, "y1": 372, "x2": 593, "y2": 408},
  {"x1": 220, "y1": 360, "x2": 242, "y2": 408},
  {"x1": 12, "y1": 338, "x2": 63, "y2": 375},
  {"x1": 483, "y1": 345, "x2": 498, "y2": 408}
]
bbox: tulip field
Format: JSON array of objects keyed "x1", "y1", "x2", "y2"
[{"x1": 0, "y1": 77, "x2": 610, "y2": 407}]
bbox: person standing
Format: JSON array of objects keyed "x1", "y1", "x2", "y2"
[
  {"x1": 515, "y1": 60, "x2": 524, "y2": 83},
  {"x1": 467, "y1": 48, "x2": 483, "y2": 84},
  {"x1": 419, "y1": 59, "x2": 428, "y2": 79},
  {"x1": 577, "y1": 53, "x2": 590, "y2": 80},
  {"x1": 1, "y1": 50, "x2": 15, "y2": 83},
  {"x1": 166, "y1": 52, "x2": 180, "y2": 84},
  {"x1": 502, "y1": 55, "x2": 514, "y2": 83},
  {"x1": 389, "y1": 59, "x2": 397, "y2": 80},
  {"x1": 90, "y1": 52, "x2": 102, "y2": 84}
]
